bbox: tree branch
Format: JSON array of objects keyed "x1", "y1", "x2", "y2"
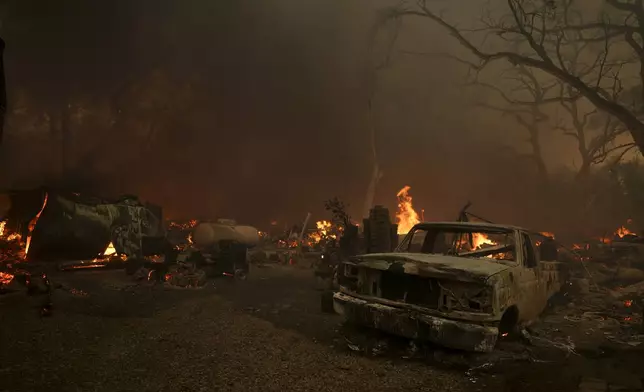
[{"x1": 390, "y1": 2, "x2": 644, "y2": 151}]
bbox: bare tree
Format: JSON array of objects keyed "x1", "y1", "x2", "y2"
[
  {"x1": 554, "y1": 83, "x2": 632, "y2": 178},
  {"x1": 470, "y1": 65, "x2": 557, "y2": 180},
  {"x1": 470, "y1": 63, "x2": 631, "y2": 180},
  {"x1": 387, "y1": 0, "x2": 644, "y2": 156}
]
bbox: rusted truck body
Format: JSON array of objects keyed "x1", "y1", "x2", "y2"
[{"x1": 333, "y1": 222, "x2": 566, "y2": 352}]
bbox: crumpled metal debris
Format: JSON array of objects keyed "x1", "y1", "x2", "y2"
[{"x1": 164, "y1": 262, "x2": 206, "y2": 289}]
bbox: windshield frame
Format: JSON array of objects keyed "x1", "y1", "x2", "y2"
[{"x1": 396, "y1": 223, "x2": 520, "y2": 265}]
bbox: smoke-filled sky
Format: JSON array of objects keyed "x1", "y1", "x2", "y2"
[{"x1": 0, "y1": 0, "x2": 603, "y2": 230}]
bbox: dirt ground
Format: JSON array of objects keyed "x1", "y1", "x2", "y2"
[{"x1": 0, "y1": 263, "x2": 642, "y2": 392}]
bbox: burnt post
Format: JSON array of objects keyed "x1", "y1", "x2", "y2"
[{"x1": 0, "y1": 36, "x2": 6, "y2": 144}]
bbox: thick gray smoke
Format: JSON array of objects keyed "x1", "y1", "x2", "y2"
[{"x1": 0, "y1": 0, "x2": 619, "y2": 234}]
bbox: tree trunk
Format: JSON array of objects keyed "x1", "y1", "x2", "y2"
[
  {"x1": 527, "y1": 124, "x2": 548, "y2": 181},
  {"x1": 576, "y1": 159, "x2": 592, "y2": 180},
  {"x1": 628, "y1": 123, "x2": 644, "y2": 157}
]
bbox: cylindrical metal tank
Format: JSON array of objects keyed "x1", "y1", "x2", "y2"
[{"x1": 192, "y1": 222, "x2": 260, "y2": 248}]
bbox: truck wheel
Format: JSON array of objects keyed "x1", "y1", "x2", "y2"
[{"x1": 498, "y1": 306, "x2": 519, "y2": 340}]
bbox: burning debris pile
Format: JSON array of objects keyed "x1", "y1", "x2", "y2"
[
  {"x1": 307, "y1": 220, "x2": 343, "y2": 246},
  {"x1": 0, "y1": 189, "x2": 167, "y2": 298},
  {"x1": 505, "y1": 222, "x2": 644, "y2": 353},
  {"x1": 0, "y1": 192, "x2": 48, "y2": 293},
  {"x1": 166, "y1": 219, "x2": 198, "y2": 250},
  {"x1": 1, "y1": 189, "x2": 166, "y2": 261}
]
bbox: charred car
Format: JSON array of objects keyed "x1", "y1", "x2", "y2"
[{"x1": 332, "y1": 222, "x2": 569, "y2": 352}]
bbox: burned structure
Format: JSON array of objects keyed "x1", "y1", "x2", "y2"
[
  {"x1": 333, "y1": 222, "x2": 568, "y2": 352},
  {"x1": 363, "y1": 205, "x2": 398, "y2": 254},
  {"x1": 1, "y1": 189, "x2": 166, "y2": 261}
]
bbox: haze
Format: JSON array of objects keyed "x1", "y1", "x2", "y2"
[{"x1": 0, "y1": 0, "x2": 613, "y2": 232}]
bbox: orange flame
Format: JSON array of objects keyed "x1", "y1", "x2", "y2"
[
  {"x1": 472, "y1": 233, "x2": 496, "y2": 249},
  {"x1": 103, "y1": 242, "x2": 116, "y2": 256},
  {"x1": 396, "y1": 186, "x2": 420, "y2": 234},
  {"x1": 0, "y1": 220, "x2": 24, "y2": 244},
  {"x1": 540, "y1": 232, "x2": 555, "y2": 239},
  {"x1": 624, "y1": 299, "x2": 633, "y2": 308},
  {"x1": 616, "y1": 226, "x2": 634, "y2": 238},
  {"x1": 0, "y1": 271, "x2": 14, "y2": 286},
  {"x1": 308, "y1": 220, "x2": 340, "y2": 245},
  {"x1": 24, "y1": 193, "x2": 49, "y2": 258}
]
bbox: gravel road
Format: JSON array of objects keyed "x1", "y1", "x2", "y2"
[
  {"x1": 1, "y1": 264, "x2": 639, "y2": 392},
  {"x1": 0, "y1": 267, "x2": 471, "y2": 392}
]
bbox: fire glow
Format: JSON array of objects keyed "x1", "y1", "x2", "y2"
[
  {"x1": 616, "y1": 226, "x2": 634, "y2": 238},
  {"x1": 472, "y1": 233, "x2": 495, "y2": 249},
  {"x1": 0, "y1": 271, "x2": 14, "y2": 286},
  {"x1": 396, "y1": 186, "x2": 420, "y2": 235},
  {"x1": 308, "y1": 220, "x2": 340, "y2": 245},
  {"x1": 0, "y1": 220, "x2": 24, "y2": 247},
  {"x1": 103, "y1": 242, "x2": 116, "y2": 256},
  {"x1": 24, "y1": 192, "x2": 49, "y2": 258},
  {"x1": 169, "y1": 220, "x2": 198, "y2": 230}
]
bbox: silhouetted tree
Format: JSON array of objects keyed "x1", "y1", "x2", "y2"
[
  {"x1": 386, "y1": 0, "x2": 644, "y2": 156},
  {"x1": 324, "y1": 197, "x2": 352, "y2": 229}
]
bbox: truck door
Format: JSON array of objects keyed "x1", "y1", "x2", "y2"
[{"x1": 515, "y1": 232, "x2": 545, "y2": 322}]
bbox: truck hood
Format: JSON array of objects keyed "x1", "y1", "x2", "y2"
[{"x1": 350, "y1": 252, "x2": 512, "y2": 283}]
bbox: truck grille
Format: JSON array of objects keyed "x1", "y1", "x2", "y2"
[{"x1": 372, "y1": 270, "x2": 441, "y2": 309}]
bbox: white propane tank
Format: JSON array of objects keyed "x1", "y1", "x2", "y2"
[{"x1": 192, "y1": 222, "x2": 260, "y2": 248}]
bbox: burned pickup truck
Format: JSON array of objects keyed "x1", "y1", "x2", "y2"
[{"x1": 333, "y1": 222, "x2": 569, "y2": 352}]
